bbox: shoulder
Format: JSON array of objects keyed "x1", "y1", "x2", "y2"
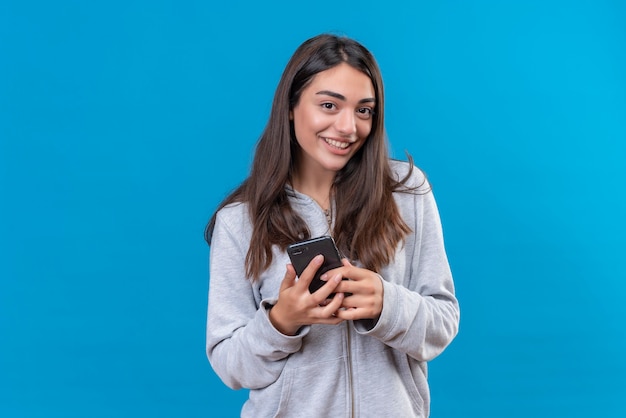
[
  {"x1": 388, "y1": 159, "x2": 430, "y2": 192},
  {"x1": 214, "y1": 201, "x2": 252, "y2": 237}
]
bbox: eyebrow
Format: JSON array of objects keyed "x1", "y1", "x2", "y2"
[{"x1": 316, "y1": 90, "x2": 376, "y2": 104}]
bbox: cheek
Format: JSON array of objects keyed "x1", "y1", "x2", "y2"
[
  {"x1": 294, "y1": 112, "x2": 329, "y2": 137},
  {"x1": 357, "y1": 120, "x2": 373, "y2": 139}
]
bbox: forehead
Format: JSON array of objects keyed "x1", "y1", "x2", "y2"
[{"x1": 305, "y1": 63, "x2": 375, "y2": 99}]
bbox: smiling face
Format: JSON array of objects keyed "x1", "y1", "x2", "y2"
[{"x1": 290, "y1": 63, "x2": 376, "y2": 182}]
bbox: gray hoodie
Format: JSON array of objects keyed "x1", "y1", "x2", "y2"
[{"x1": 206, "y1": 161, "x2": 459, "y2": 417}]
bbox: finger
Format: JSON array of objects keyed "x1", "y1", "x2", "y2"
[
  {"x1": 321, "y1": 291, "x2": 345, "y2": 316},
  {"x1": 312, "y1": 293, "x2": 346, "y2": 324},
  {"x1": 336, "y1": 275, "x2": 382, "y2": 301},
  {"x1": 319, "y1": 265, "x2": 344, "y2": 282},
  {"x1": 337, "y1": 291, "x2": 382, "y2": 320},
  {"x1": 333, "y1": 279, "x2": 355, "y2": 294},
  {"x1": 311, "y1": 272, "x2": 343, "y2": 303},
  {"x1": 279, "y1": 264, "x2": 297, "y2": 293},
  {"x1": 334, "y1": 263, "x2": 370, "y2": 282},
  {"x1": 340, "y1": 293, "x2": 364, "y2": 309},
  {"x1": 295, "y1": 254, "x2": 324, "y2": 289},
  {"x1": 333, "y1": 307, "x2": 360, "y2": 321}
]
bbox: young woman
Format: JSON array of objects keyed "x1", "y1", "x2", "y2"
[{"x1": 205, "y1": 34, "x2": 459, "y2": 417}]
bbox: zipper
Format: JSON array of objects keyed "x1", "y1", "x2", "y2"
[
  {"x1": 346, "y1": 321, "x2": 354, "y2": 418},
  {"x1": 324, "y1": 201, "x2": 352, "y2": 415}
]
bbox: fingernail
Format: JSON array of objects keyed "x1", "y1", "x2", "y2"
[
  {"x1": 320, "y1": 273, "x2": 328, "y2": 281},
  {"x1": 334, "y1": 274, "x2": 342, "y2": 283},
  {"x1": 314, "y1": 254, "x2": 324, "y2": 264}
]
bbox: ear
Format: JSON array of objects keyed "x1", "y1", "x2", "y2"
[{"x1": 289, "y1": 110, "x2": 293, "y2": 120}]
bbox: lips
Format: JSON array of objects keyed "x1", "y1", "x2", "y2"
[{"x1": 322, "y1": 137, "x2": 352, "y2": 150}]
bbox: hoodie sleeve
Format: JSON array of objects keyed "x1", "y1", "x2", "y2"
[
  {"x1": 206, "y1": 208, "x2": 309, "y2": 390},
  {"x1": 354, "y1": 172, "x2": 460, "y2": 362}
]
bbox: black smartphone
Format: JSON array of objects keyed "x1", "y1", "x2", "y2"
[{"x1": 287, "y1": 236, "x2": 343, "y2": 294}]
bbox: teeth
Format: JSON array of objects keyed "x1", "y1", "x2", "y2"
[{"x1": 323, "y1": 137, "x2": 350, "y2": 149}]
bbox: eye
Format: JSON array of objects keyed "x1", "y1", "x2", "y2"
[
  {"x1": 321, "y1": 102, "x2": 336, "y2": 111},
  {"x1": 356, "y1": 107, "x2": 374, "y2": 120}
]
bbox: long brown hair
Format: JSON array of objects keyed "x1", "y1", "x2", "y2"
[{"x1": 205, "y1": 34, "x2": 423, "y2": 280}]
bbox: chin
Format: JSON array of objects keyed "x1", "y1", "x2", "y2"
[{"x1": 323, "y1": 162, "x2": 350, "y2": 172}]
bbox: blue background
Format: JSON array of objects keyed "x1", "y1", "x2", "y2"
[{"x1": 1, "y1": 0, "x2": 625, "y2": 416}]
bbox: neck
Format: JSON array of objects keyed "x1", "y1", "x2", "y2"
[{"x1": 291, "y1": 171, "x2": 334, "y2": 211}]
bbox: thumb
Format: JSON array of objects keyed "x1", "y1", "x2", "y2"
[{"x1": 280, "y1": 264, "x2": 297, "y2": 292}]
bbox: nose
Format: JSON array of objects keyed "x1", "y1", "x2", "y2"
[{"x1": 335, "y1": 109, "x2": 357, "y2": 136}]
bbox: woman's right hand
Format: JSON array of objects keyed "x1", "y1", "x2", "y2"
[{"x1": 268, "y1": 255, "x2": 345, "y2": 335}]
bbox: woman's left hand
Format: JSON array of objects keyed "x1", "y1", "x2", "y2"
[{"x1": 322, "y1": 259, "x2": 384, "y2": 321}]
